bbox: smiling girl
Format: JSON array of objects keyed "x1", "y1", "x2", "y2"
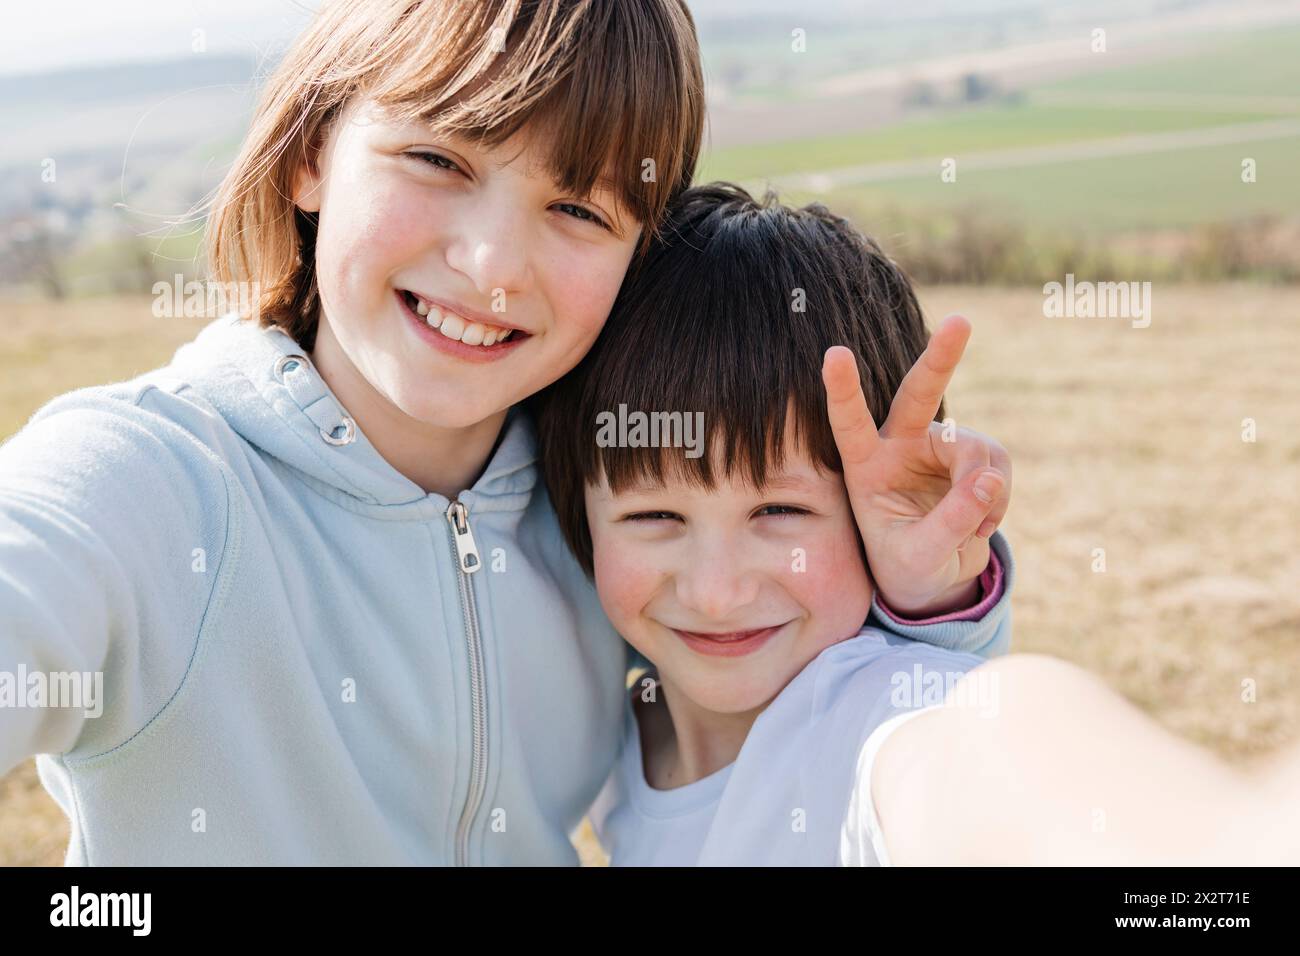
[{"x1": 0, "y1": 1, "x2": 1011, "y2": 866}]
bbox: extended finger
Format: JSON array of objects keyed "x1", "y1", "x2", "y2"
[
  {"x1": 822, "y1": 346, "x2": 881, "y2": 468},
  {"x1": 883, "y1": 314, "x2": 971, "y2": 439}
]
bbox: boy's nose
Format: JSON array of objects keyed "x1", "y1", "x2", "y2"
[{"x1": 673, "y1": 546, "x2": 762, "y2": 623}]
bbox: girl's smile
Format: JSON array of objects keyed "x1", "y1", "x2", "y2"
[{"x1": 395, "y1": 288, "x2": 531, "y2": 365}]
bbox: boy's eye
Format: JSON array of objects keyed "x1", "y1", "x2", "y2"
[
  {"x1": 754, "y1": 505, "x2": 809, "y2": 519},
  {"x1": 407, "y1": 151, "x2": 462, "y2": 173},
  {"x1": 623, "y1": 511, "x2": 681, "y2": 523},
  {"x1": 553, "y1": 201, "x2": 609, "y2": 229}
]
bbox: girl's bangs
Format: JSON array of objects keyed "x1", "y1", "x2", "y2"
[{"x1": 361, "y1": 0, "x2": 699, "y2": 242}]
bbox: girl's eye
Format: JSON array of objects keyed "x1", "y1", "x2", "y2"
[
  {"x1": 407, "y1": 151, "x2": 462, "y2": 173},
  {"x1": 623, "y1": 511, "x2": 680, "y2": 523},
  {"x1": 553, "y1": 202, "x2": 608, "y2": 229},
  {"x1": 402, "y1": 155, "x2": 607, "y2": 228},
  {"x1": 755, "y1": 505, "x2": 809, "y2": 519}
]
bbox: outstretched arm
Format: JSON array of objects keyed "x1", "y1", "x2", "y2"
[
  {"x1": 863, "y1": 654, "x2": 1297, "y2": 865},
  {"x1": 0, "y1": 393, "x2": 228, "y2": 774}
]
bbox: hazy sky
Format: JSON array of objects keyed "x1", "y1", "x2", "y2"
[
  {"x1": 0, "y1": 0, "x2": 1059, "y2": 77},
  {"x1": 0, "y1": 0, "x2": 319, "y2": 76}
]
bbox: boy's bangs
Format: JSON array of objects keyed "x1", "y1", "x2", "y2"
[
  {"x1": 592, "y1": 380, "x2": 843, "y2": 498},
  {"x1": 582, "y1": 269, "x2": 846, "y2": 497},
  {"x1": 365, "y1": 0, "x2": 700, "y2": 243}
]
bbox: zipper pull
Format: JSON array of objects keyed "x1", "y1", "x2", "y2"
[{"x1": 446, "y1": 500, "x2": 482, "y2": 574}]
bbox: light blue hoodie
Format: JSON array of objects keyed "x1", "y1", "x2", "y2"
[{"x1": 0, "y1": 314, "x2": 1012, "y2": 865}]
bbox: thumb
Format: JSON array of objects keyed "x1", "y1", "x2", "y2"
[{"x1": 909, "y1": 468, "x2": 1004, "y2": 563}]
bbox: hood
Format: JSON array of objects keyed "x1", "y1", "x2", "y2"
[{"x1": 167, "y1": 314, "x2": 538, "y2": 518}]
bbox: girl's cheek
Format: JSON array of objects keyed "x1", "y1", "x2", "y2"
[
  {"x1": 318, "y1": 196, "x2": 413, "y2": 303},
  {"x1": 541, "y1": 240, "x2": 635, "y2": 337},
  {"x1": 325, "y1": 155, "x2": 435, "y2": 258},
  {"x1": 355, "y1": 186, "x2": 436, "y2": 264}
]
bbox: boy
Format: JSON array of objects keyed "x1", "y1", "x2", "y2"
[
  {"x1": 538, "y1": 183, "x2": 1297, "y2": 866},
  {"x1": 537, "y1": 183, "x2": 1011, "y2": 864}
]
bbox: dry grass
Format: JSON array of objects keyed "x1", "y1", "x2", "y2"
[
  {"x1": 2, "y1": 287, "x2": 1298, "y2": 866},
  {"x1": 924, "y1": 284, "x2": 1300, "y2": 761}
]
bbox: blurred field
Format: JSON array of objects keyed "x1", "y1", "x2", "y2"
[
  {"x1": 2, "y1": 287, "x2": 1299, "y2": 865},
  {"x1": 1036, "y1": 25, "x2": 1300, "y2": 99},
  {"x1": 702, "y1": 24, "x2": 1300, "y2": 267},
  {"x1": 825, "y1": 133, "x2": 1300, "y2": 233},
  {"x1": 698, "y1": 104, "x2": 1287, "y2": 183}
]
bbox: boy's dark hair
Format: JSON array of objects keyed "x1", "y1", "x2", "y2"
[{"x1": 536, "y1": 181, "x2": 937, "y2": 576}]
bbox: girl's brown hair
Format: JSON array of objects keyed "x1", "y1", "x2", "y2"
[{"x1": 206, "y1": 0, "x2": 704, "y2": 349}]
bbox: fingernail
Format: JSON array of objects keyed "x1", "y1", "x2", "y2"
[
  {"x1": 977, "y1": 520, "x2": 997, "y2": 538},
  {"x1": 973, "y1": 472, "x2": 1002, "y2": 503}
]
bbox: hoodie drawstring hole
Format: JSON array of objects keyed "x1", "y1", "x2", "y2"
[
  {"x1": 321, "y1": 418, "x2": 356, "y2": 446},
  {"x1": 273, "y1": 353, "x2": 352, "y2": 447},
  {"x1": 274, "y1": 354, "x2": 307, "y2": 381}
]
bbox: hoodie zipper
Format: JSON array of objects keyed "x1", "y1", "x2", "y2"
[{"x1": 445, "y1": 498, "x2": 486, "y2": 866}]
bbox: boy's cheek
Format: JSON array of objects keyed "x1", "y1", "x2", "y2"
[
  {"x1": 784, "y1": 532, "x2": 874, "y2": 627},
  {"x1": 590, "y1": 539, "x2": 661, "y2": 633}
]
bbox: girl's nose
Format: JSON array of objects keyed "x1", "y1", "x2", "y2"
[{"x1": 444, "y1": 196, "x2": 532, "y2": 299}]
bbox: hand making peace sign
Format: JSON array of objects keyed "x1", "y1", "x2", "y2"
[{"x1": 822, "y1": 315, "x2": 1012, "y2": 617}]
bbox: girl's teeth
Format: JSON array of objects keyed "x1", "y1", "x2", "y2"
[
  {"x1": 416, "y1": 299, "x2": 515, "y2": 347},
  {"x1": 438, "y1": 312, "x2": 466, "y2": 340}
]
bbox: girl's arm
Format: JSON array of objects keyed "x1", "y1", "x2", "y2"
[
  {"x1": 0, "y1": 389, "x2": 229, "y2": 775},
  {"x1": 865, "y1": 654, "x2": 1296, "y2": 865},
  {"x1": 868, "y1": 529, "x2": 1013, "y2": 658}
]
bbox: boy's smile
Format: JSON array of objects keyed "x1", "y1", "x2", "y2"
[{"x1": 669, "y1": 623, "x2": 790, "y2": 658}]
